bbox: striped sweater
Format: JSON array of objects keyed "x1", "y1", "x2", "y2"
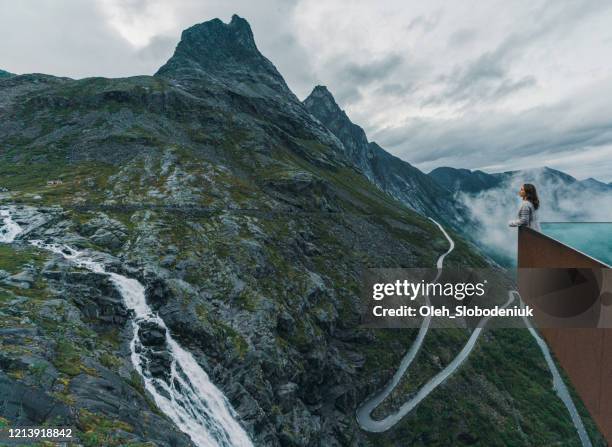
[{"x1": 509, "y1": 200, "x2": 540, "y2": 231}]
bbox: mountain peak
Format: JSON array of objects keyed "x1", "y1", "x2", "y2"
[
  {"x1": 156, "y1": 15, "x2": 294, "y2": 99},
  {"x1": 303, "y1": 85, "x2": 369, "y2": 160},
  {"x1": 226, "y1": 14, "x2": 257, "y2": 49},
  {"x1": 304, "y1": 85, "x2": 342, "y2": 115},
  {"x1": 304, "y1": 85, "x2": 386, "y2": 181},
  {"x1": 156, "y1": 15, "x2": 258, "y2": 74},
  {"x1": 309, "y1": 85, "x2": 334, "y2": 99}
]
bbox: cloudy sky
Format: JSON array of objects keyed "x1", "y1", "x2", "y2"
[{"x1": 1, "y1": 0, "x2": 612, "y2": 182}]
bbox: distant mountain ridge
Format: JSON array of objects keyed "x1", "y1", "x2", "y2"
[
  {"x1": 428, "y1": 167, "x2": 502, "y2": 194},
  {"x1": 429, "y1": 166, "x2": 612, "y2": 194},
  {"x1": 580, "y1": 177, "x2": 612, "y2": 192}
]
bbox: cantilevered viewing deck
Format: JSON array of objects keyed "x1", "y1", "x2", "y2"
[{"x1": 518, "y1": 223, "x2": 612, "y2": 442}]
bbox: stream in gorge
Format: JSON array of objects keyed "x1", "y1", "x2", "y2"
[{"x1": 1, "y1": 207, "x2": 253, "y2": 447}]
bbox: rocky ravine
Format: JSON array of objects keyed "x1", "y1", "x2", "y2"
[{"x1": 0, "y1": 14, "x2": 606, "y2": 447}]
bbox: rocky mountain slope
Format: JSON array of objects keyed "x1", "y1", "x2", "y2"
[
  {"x1": 0, "y1": 14, "x2": 605, "y2": 447},
  {"x1": 303, "y1": 86, "x2": 467, "y2": 226}
]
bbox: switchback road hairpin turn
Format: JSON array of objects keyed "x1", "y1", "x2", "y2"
[{"x1": 355, "y1": 218, "x2": 592, "y2": 447}]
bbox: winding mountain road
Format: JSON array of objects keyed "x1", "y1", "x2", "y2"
[
  {"x1": 355, "y1": 218, "x2": 454, "y2": 431},
  {"x1": 355, "y1": 218, "x2": 592, "y2": 447}
]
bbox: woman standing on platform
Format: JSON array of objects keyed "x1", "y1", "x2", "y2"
[{"x1": 509, "y1": 183, "x2": 541, "y2": 231}]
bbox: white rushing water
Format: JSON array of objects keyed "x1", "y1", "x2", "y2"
[
  {"x1": 0, "y1": 207, "x2": 252, "y2": 447},
  {"x1": 0, "y1": 209, "x2": 22, "y2": 243},
  {"x1": 28, "y1": 241, "x2": 254, "y2": 447}
]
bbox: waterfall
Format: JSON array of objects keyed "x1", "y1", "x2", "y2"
[
  {"x1": 0, "y1": 209, "x2": 22, "y2": 243},
  {"x1": 0, "y1": 207, "x2": 252, "y2": 447},
  {"x1": 29, "y1": 241, "x2": 254, "y2": 447}
]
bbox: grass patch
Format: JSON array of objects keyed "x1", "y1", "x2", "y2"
[
  {"x1": 53, "y1": 340, "x2": 94, "y2": 376},
  {"x1": 77, "y1": 409, "x2": 134, "y2": 447},
  {"x1": 0, "y1": 245, "x2": 46, "y2": 274}
]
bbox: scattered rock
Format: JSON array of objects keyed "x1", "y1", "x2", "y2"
[{"x1": 138, "y1": 321, "x2": 167, "y2": 347}]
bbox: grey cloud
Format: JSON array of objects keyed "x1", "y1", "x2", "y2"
[
  {"x1": 426, "y1": 0, "x2": 611, "y2": 106},
  {"x1": 492, "y1": 75, "x2": 537, "y2": 98},
  {"x1": 427, "y1": 50, "x2": 534, "y2": 106},
  {"x1": 406, "y1": 13, "x2": 440, "y2": 34},
  {"x1": 336, "y1": 54, "x2": 404, "y2": 86},
  {"x1": 373, "y1": 83, "x2": 612, "y2": 182},
  {"x1": 374, "y1": 82, "x2": 416, "y2": 97},
  {"x1": 0, "y1": 0, "x2": 176, "y2": 78},
  {"x1": 136, "y1": 35, "x2": 178, "y2": 69},
  {"x1": 427, "y1": 28, "x2": 542, "y2": 106},
  {"x1": 261, "y1": 29, "x2": 317, "y2": 99},
  {"x1": 447, "y1": 28, "x2": 478, "y2": 48},
  {"x1": 333, "y1": 84, "x2": 363, "y2": 106},
  {"x1": 323, "y1": 54, "x2": 405, "y2": 104}
]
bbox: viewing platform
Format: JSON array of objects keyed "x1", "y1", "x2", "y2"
[{"x1": 518, "y1": 223, "x2": 612, "y2": 442}]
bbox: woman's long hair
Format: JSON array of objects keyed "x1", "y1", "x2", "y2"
[{"x1": 523, "y1": 183, "x2": 540, "y2": 210}]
